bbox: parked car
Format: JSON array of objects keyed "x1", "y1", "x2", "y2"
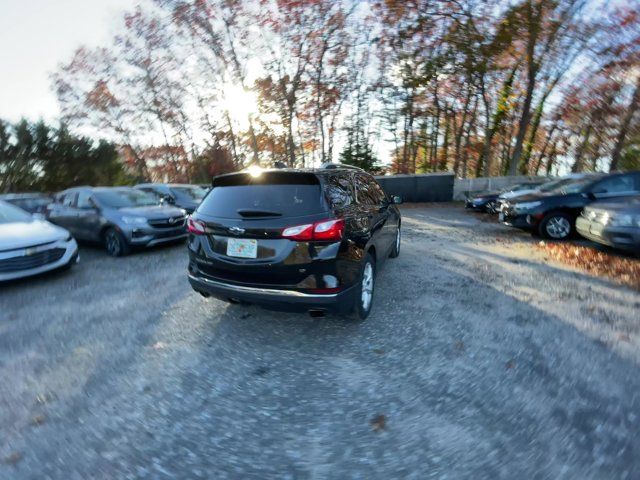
[
  {"x1": 0, "y1": 200, "x2": 78, "y2": 281},
  {"x1": 46, "y1": 187, "x2": 188, "y2": 256},
  {"x1": 187, "y1": 166, "x2": 402, "y2": 320},
  {"x1": 500, "y1": 171, "x2": 640, "y2": 239},
  {"x1": 466, "y1": 182, "x2": 543, "y2": 213},
  {"x1": 496, "y1": 174, "x2": 593, "y2": 212},
  {"x1": 135, "y1": 183, "x2": 208, "y2": 214},
  {"x1": 576, "y1": 196, "x2": 640, "y2": 254},
  {"x1": 0, "y1": 193, "x2": 52, "y2": 214}
]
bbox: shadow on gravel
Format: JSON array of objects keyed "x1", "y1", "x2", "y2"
[{"x1": 2, "y1": 217, "x2": 640, "y2": 479}]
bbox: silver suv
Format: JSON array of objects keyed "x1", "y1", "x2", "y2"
[{"x1": 46, "y1": 187, "x2": 187, "y2": 256}]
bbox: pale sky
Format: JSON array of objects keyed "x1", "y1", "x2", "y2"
[{"x1": 0, "y1": 0, "x2": 133, "y2": 123}]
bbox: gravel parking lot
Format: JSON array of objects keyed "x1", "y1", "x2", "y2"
[{"x1": 1, "y1": 205, "x2": 639, "y2": 479}]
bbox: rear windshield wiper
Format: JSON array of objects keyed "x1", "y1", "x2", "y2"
[{"x1": 236, "y1": 209, "x2": 282, "y2": 217}]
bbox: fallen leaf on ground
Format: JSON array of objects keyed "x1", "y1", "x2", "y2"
[
  {"x1": 31, "y1": 414, "x2": 46, "y2": 426},
  {"x1": 372, "y1": 348, "x2": 385, "y2": 355},
  {"x1": 538, "y1": 242, "x2": 640, "y2": 291},
  {"x1": 370, "y1": 414, "x2": 387, "y2": 432},
  {"x1": 505, "y1": 359, "x2": 515, "y2": 370},
  {"x1": 2, "y1": 451, "x2": 23, "y2": 465}
]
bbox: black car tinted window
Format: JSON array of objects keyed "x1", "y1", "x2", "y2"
[
  {"x1": 355, "y1": 174, "x2": 386, "y2": 205},
  {"x1": 200, "y1": 171, "x2": 325, "y2": 218},
  {"x1": 593, "y1": 175, "x2": 636, "y2": 194},
  {"x1": 325, "y1": 174, "x2": 355, "y2": 209}
]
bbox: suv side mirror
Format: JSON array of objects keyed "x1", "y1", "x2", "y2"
[{"x1": 392, "y1": 195, "x2": 403, "y2": 205}]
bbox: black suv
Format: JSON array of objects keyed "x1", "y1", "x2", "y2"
[
  {"x1": 501, "y1": 171, "x2": 640, "y2": 239},
  {"x1": 187, "y1": 166, "x2": 402, "y2": 319}
]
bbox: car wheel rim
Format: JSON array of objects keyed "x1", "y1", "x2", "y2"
[
  {"x1": 546, "y1": 217, "x2": 570, "y2": 239},
  {"x1": 106, "y1": 233, "x2": 119, "y2": 255},
  {"x1": 361, "y1": 262, "x2": 374, "y2": 311}
]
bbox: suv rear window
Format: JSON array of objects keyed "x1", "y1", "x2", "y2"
[{"x1": 199, "y1": 171, "x2": 326, "y2": 219}]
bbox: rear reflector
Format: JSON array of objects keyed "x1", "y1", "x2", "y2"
[
  {"x1": 308, "y1": 287, "x2": 342, "y2": 294},
  {"x1": 282, "y1": 218, "x2": 344, "y2": 241},
  {"x1": 188, "y1": 217, "x2": 206, "y2": 235}
]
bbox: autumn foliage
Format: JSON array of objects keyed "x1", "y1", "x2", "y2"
[{"x1": 36, "y1": 0, "x2": 640, "y2": 183}]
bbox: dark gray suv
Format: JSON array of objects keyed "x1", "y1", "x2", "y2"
[{"x1": 46, "y1": 187, "x2": 188, "y2": 256}]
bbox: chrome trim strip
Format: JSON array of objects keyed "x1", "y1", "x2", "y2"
[{"x1": 188, "y1": 274, "x2": 340, "y2": 298}]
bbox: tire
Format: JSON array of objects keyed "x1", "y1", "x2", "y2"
[
  {"x1": 389, "y1": 225, "x2": 401, "y2": 258},
  {"x1": 104, "y1": 227, "x2": 130, "y2": 257},
  {"x1": 538, "y1": 212, "x2": 573, "y2": 240},
  {"x1": 352, "y1": 253, "x2": 376, "y2": 321}
]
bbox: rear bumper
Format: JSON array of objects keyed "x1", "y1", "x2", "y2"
[
  {"x1": 576, "y1": 217, "x2": 640, "y2": 252},
  {"x1": 188, "y1": 273, "x2": 357, "y2": 314}
]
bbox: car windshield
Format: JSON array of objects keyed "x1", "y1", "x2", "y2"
[
  {"x1": 94, "y1": 189, "x2": 158, "y2": 208},
  {"x1": 0, "y1": 201, "x2": 33, "y2": 224},
  {"x1": 548, "y1": 178, "x2": 594, "y2": 195},
  {"x1": 538, "y1": 178, "x2": 575, "y2": 192},
  {"x1": 172, "y1": 186, "x2": 207, "y2": 202}
]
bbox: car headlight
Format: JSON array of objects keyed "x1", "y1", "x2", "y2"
[
  {"x1": 121, "y1": 216, "x2": 147, "y2": 225},
  {"x1": 514, "y1": 201, "x2": 542, "y2": 211},
  {"x1": 609, "y1": 214, "x2": 640, "y2": 228}
]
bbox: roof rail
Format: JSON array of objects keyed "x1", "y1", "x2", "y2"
[{"x1": 319, "y1": 162, "x2": 363, "y2": 171}]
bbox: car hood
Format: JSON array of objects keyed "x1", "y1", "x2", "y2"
[
  {"x1": 0, "y1": 220, "x2": 69, "y2": 251},
  {"x1": 472, "y1": 192, "x2": 500, "y2": 200},
  {"x1": 499, "y1": 188, "x2": 538, "y2": 199},
  {"x1": 118, "y1": 205, "x2": 186, "y2": 219},
  {"x1": 506, "y1": 191, "x2": 581, "y2": 204}
]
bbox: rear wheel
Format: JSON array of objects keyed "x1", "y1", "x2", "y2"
[
  {"x1": 353, "y1": 253, "x2": 376, "y2": 321},
  {"x1": 389, "y1": 225, "x2": 401, "y2": 258},
  {"x1": 104, "y1": 228, "x2": 130, "y2": 257},
  {"x1": 538, "y1": 212, "x2": 573, "y2": 240}
]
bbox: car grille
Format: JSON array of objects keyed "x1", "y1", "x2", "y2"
[
  {"x1": 148, "y1": 216, "x2": 186, "y2": 229},
  {"x1": 0, "y1": 248, "x2": 66, "y2": 273}
]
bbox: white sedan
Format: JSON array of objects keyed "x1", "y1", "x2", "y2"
[{"x1": 0, "y1": 200, "x2": 79, "y2": 282}]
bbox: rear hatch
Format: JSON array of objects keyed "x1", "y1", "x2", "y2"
[{"x1": 190, "y1": 171, "x2": 340, "y2": 288}]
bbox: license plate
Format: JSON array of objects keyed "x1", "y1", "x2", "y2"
[
  {"x1": 499, "y1": 212, "x2": 505, "y2": 222},
  {"x1": 226, "y1": 238, "x2": 258, "y2": 258}
]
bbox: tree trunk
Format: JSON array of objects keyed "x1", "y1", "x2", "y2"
[
  {"x1": 610, "y1": 77, "x2": 640, "y2": 171},
  {"x1": 453, "y1": 84, "x2": 473, "y2": 176},
  {"x1": 572, "y1": 122, "x2": 593, "y2": 172}
]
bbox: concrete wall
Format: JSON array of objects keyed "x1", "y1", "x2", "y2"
[
  {"x1": 453, "y1": 175, "x2": 551, "y2": 201},
  {"x1": 375, "y1": 173, "x2": 455, "y2": 202}
]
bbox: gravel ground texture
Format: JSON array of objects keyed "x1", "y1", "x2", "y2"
[{"x1": 1, "y1": 204, "x2": 639, "y2": 479}]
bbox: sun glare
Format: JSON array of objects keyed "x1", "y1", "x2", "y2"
[{"x1": 221, "y1": 83, "x2": 259, "y2": 129}]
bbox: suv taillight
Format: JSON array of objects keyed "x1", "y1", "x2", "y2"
[
  {"x1": 188, "y1": 217, "x2": 206, "y2": 235},
  {"x1": 282, "y1": 218, "x2": 344, "y2": 241}
]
